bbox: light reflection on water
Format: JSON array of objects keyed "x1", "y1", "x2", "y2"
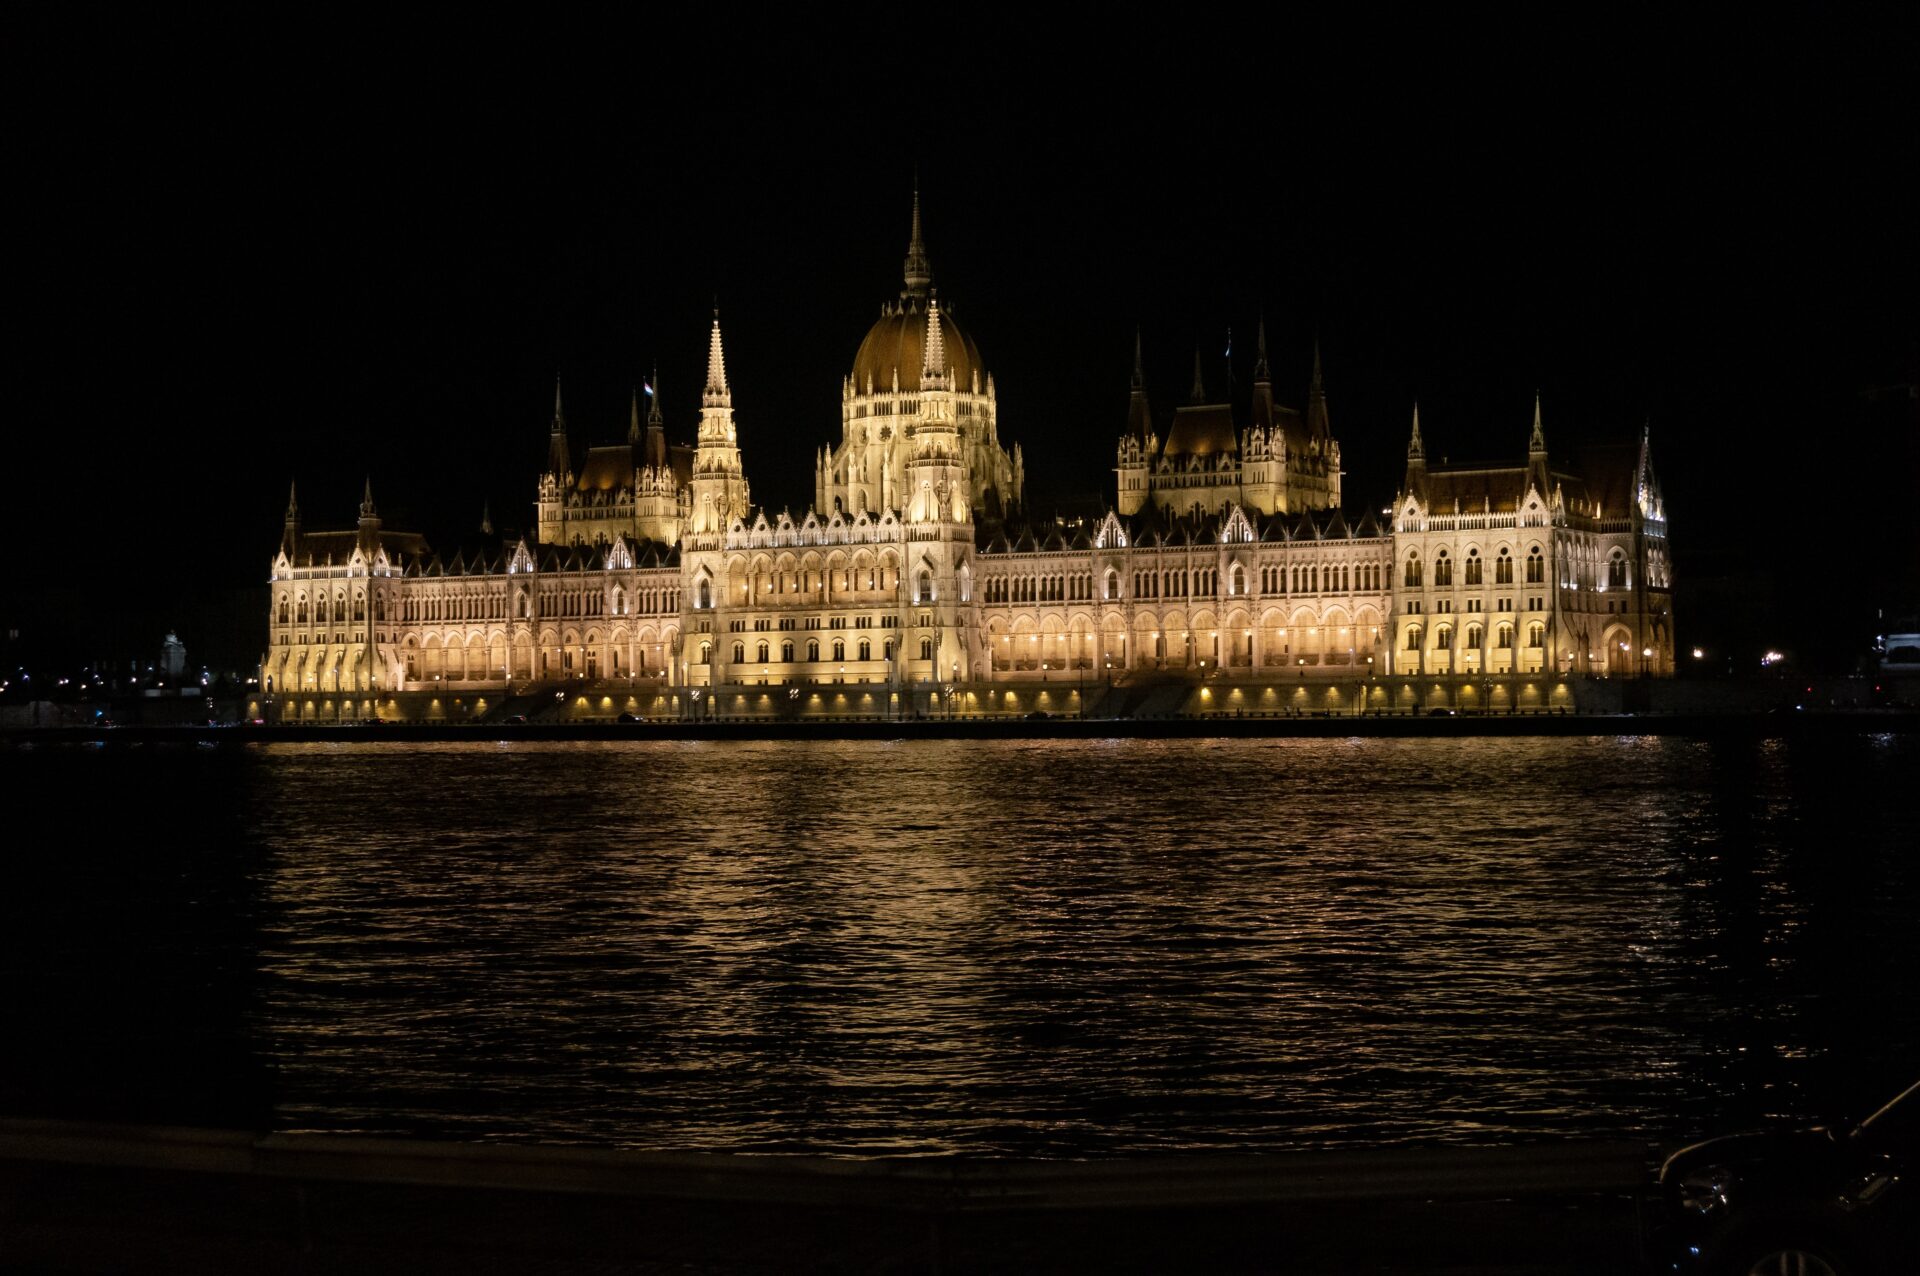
[{"x1": 6, "y1": 734, "x2": 1917, "y2": 1156}]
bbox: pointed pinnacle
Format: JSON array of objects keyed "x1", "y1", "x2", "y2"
[
  {"x1": 1132, "y1": 327, "x2": 1145, "y2": 388},
  {"x1": 903, "y1": 181, "x2": 931, "y2": 294},
  {"x1": 1409, "y1": 402, "x2": 1425, "y2": 457},
  {"x1": 1190, "y1": 344, "x2": 1206, "y2": 403},
  {"x1": 1255, "y1": 315, "x2": 1270, "y2": 380},
  {"x1": 287, "y1": 479, "x2": 298, "y2": 516},
  {"x1": 1310, "y1": 339, "x2": 1324, "y2": 396},
  {"x1": 705, "y1": 314, "x2": 730, "y2": 394},
  {"x1": 629, "y1": 388, "x2": 642, "y2": 443},
  {"x1": 923, "y1": 295, "x2": 946, "y2": 377},
  {"x1": 553, "y1": 374, "x2": 564, "y2": 425},
  {"x1": 648, "y1": 363, "x2": 663, "y2": 424}
]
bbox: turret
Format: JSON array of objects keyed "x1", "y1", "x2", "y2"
[
  {"x1": 688, "y1": 311, "x2": 751, "y2": 537},
  {"x1": 356, "y1": 476, "x2": 381, "y2": 555},
  {"x1": 643, "y1": 365, "x2": 668, "y2": 471},
  {"x1": 902, "y1": 181, "x2": 931, "y2": 299},
  {"x1": 1403, "y1": 402, "x2": 1428, "y2": 506},
  {"x1": 1526, "y1": 392, "x2": 1550, "y2": 498},
  {"x1": 281, "y1": 480, "x2": 300, "y2": 556},
  {"x1": 1250, "y1": 316, "x2": 1275, "y2": 431}
]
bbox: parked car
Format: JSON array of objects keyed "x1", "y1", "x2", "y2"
[
  {"x1": 1655, "y1": 1077, "x2": 1918, "y2": 1275},
  {"x1": 503, "y1": 714, "x2": 529, "y2": 725},
  {"x1": 617, "y1": 712, "x2": 642, "y2": 723}
]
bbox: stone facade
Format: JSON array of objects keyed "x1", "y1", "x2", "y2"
[{"x1": 259, "y1": 198, "x2": 1672, "y2": 721}]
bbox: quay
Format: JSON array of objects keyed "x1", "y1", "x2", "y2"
[{"x1": 1, "y1": 1117, "x2": 1655, "y2": 1273}]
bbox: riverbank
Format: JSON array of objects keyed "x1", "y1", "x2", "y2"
[
  {"x1": 0, "y1": 1117, "x2": 1654, "y2": 1274},
  {"x1": 3, "y1": 708, "x2": 1917, "y2": 744}
]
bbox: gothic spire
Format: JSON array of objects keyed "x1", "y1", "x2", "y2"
[
  {"x1": 1408, "y1": 402, "x2": 1425, "y2": 462},
  {"x1": 705, "y1": 312, "x2": 729, "y2": 395},
  {"x1": 647, "y1": 363, "x2": 663, "y2": 425},
  {"x1": 628, "y1": 388, "x2": 642, "y2": 445},
  {"x1": 547, "y1": 375, "x2": 571, "y2": 478},
  {"x1": 1254, "y1": 315, "x2": 1270, "y2": 382},
  {"x1": 285, "y1": 479, "x2": 298, "y2": 522},
  {"x1": 1126, "y1": 328, "x2": 1154, "y2": 444},
  {"x1": 921, "y1": 294, "x2": 947, "y2": 383},
  {"x1": 1306, "y1": 337, "x2": 1330, "y2": 439},
  {"x1": 480, "y1": 499, "x2": 493, "y2": 537},
  {"x1": 1189, "y1": 344, "x2": 1206, "y2": 404},
  {"x1": 1528, "y1": 391, "x2": 1547, "y2": 453},
  {"x1": 903, "y1": 181, "x2": 931, "y2": 296},
  {"x1": 359, "y1": 476, "x2": 376, "y2": 520},
  {"x1": 1131, "y1": 326, "x2": 1145, "y2": 391}
]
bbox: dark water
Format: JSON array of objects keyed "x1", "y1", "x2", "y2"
[{"x1": 4, "y1": 735, "x2": 1917, "y2": 1156}]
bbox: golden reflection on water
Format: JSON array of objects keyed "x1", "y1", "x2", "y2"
[{"x1": 228, "y1": 735, "x2": 1920, "y2": 1154}]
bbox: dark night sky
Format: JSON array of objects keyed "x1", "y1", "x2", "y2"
[{"x1": 9, "y1": 15, "x2": 1916, "y2": 671}]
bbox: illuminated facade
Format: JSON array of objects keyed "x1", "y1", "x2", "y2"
[{"x1": 262, "y1": 197, "x2": 1672, "y2": 712}]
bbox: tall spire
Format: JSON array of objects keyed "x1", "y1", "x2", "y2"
[
  {"x1": 1126, "y1": 328, "x2": 1153, "y2": 444},
  {"x1": 628, "y1": 388, "x2": 642, "y2": 445},
  {"x1": 1306, "y1": 337, "x2": 1330, "y2": 439},
  {"x1": 547, "y1": 374, "x2": 571, "y2": 478},
  {"x1": 1408, "y1": 402, "x2": 1425, "y2": 461},
  {"x1": 903, "y1": 181, "x2": 931, "y2": 297},
  {"x1": 1254, "y1": 315, "x2": 1270, "y2": 382},
  {"x1": 704, "y1": 311, "x2": 730, "y2": 405},
  {"x1": 285, "y1": 479, "x2": 298, "y2": 522},
  {"x1": 1189, "y1": 343, "x2": 1206, "y2": 404},
  {"x1": 647, "y1": 362, "x2": 663, "y2": 425},
  {"x1": 643, "y1": 364, "x2": 667, "y2": 470},
  {"x1": 1528, "y1": 391, "x2": 1547, "y2": 453},
  {"x1": 359, "y1": 476, "x2": 376, "y2": 520},
  {"x1": 480, "y1": 499, "x2": 493, "y2": 537},
  {"x1": 921, "y1": 294, "x2": 947, "y2": 384}
]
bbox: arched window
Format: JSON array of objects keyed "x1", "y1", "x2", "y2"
[
  {"x1": 1496, "y1": 548, "x2": 1513, "y2": 584},
  {"x1": 806, "y1": 638, "x2": 819, "y2": 662},
  {"x1": 1230, "y1": 565, "x2": 1245, "y2": 595},
  {"x1": 1608, "y1": 553, "x2": 1627, "y2": 589},
  {"x1": 832, "y1": 638, "x2": 845, "y2": 661},
  {"x1": 919, "y1": 637, "x2": 932, "y2": 659},
  {"x1": 1526, "y1": 546, "x2": 1544, "y2": 583},
  {"x1": 732, "y1": 641, "x2": 745, "y2": 663},
  {"x1": 756, "y1": 640, "x2": 769, "y2": 663},
  {"x1": 1497, "y1": 624, "x2": 1514, "y2": 649},
  {"x1": 1435, "y1": 551, "x2": 1452, "y2": 587},
  {"x1": 1465, "y1": 623, "x2": 1483, "y2": 649},
  {"x1": 1405, "y1": 625, "x2": 1423, "y2": 651},
  {"x1": 696, "y1": 579, "x2": 712, "y2": 609},
  {"x1": 277, "y1": 595, "x2": 289, "y2": 624},
  {"x1": 781, "y1": 640, "x2": 793, "y2": 662},
  {"x1": 1526, "y1": 622, "x2": 1545, "y2": 649},
  {"x1": 858, "y1": 639, "x2": 872, "y2": 661},
  {"x1": 375, "y1": 593, "x2": 386, "y2": 621},
  {"x1": 1404, "y1": 554, "x2": 1422, "y2": 588},
  {"x1": 883, "y1": 638, "x2": 894, "y2": 660},
  {"x1": 1465, "y1": 550, "x2": 1482, "y2": 585},
  {"x1": 698, "y1": 642, "x2": 711, "y2": 664},
  {"x1": 1436, "y1": 625, "x2": 1454, "y2": 650},
  {"x1": 916, "y1": 568, "x2": 933, "y2": 603},
  {"x1": 353, "y1": 593, "x2": 366, "y2": 621}
]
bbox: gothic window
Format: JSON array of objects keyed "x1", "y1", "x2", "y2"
[
  {"x1": 1527, "y1": 622, "x2": 1545, "y2": 649},
  {"x1": 1466, "y1": 623, "x2": 1483, "y2": 649},
  {"x1": 1404, "y1": 554, "x2": 1422, "y2": 588},
  {"x1": 1608, "y1": 553, "x2": 1627, "y2": 589},
  {"x1": 1405, "y1": 625, "x2": 1423, "y2": 651},
  {"x1": 919, "y1": 637, "x2": 932, "y2": 660},
  {"x1": 1496, "y1": 549, "x2": 1513, "y2": 584},
  {"x1": 278, "y1": 596, "x2": 289, "y2": 624},
  {"x1": 353, "y1": 594, "x2": 366, "y2": 621},
  {"x1": 883, "y1": 639, "x2": 894, "y2": 660},
  {"x1": 858, "y1": 639, "x2": 872, "y2": 661},
  {"x1": 833, "y1": 638, "x2": 845, "y2": 661},
  {"x1": 781, "y1": 640, "x2": 793, "y2": 662},
  {"x1": 696, "y1": 579, "x2": 712, "y2": 609},
  {"x1": 1436, "y1": 625, "x2": 1454, "y2": 650},
  {"x1": 732, "y1": 642, "x2": 745, "y2": 663},
  {"x1": 1466, "y1": 550, "x2": 1483, "y2": 585},
  {"x1": 1435, "y1": 551, "x2": 1452, "y2": 587},
  {"x1": 916, "y1": 569, "x2": 932, "y2": 604},
  {"x1": 1526, "y1": 546, "x2": 1544, "y2": 583},
  {"x1": 806, "y1": 639, "x2": 819, "y2": 662},
  {"x1": 699, "y1": 642, "x2": 711, "y2": 664},
  {"x1": 756, "y1": 640, "x2": 769, "y2": 663},
  {"x1": 1497, "y1": 624, "x2": 1514, "y2": 649}
]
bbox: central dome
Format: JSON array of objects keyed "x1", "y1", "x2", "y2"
[{"x1": 850, "y1": 296, "x2": 984, "y2": 395}]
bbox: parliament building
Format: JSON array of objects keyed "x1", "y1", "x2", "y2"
[{"x1": 258, "y1": 197, "x2": 1673, "y2": 721}]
